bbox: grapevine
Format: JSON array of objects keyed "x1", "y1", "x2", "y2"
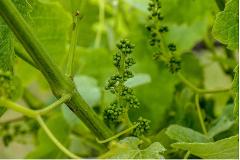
[{"x1": 0, "y1": 0, "x2": 238, "y2": 159}]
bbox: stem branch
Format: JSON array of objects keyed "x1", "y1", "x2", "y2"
[
  {"x1": 36, "y1": 115, "x2": 80, "y2": 159},
  {"x1": 37, "y1": 94, "x2": 71, "y2": 115},
  {"x1": 0, "y1": 97, "x2": 37, "y2": 117},
  {"x1": 177, "y1": 73, "x2": 231, "y2": 94},
  {"x1": 195, "y1": 94, "x2": 207, "y2": 135},
  {"x1": 66, "y1": 11, "x2": 81, "y2": 78},
  {"x1": 96, "y1": 123, "x2": 138, "y2": 144}
]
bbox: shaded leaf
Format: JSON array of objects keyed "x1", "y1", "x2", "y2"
[
  {"x1": 172, "y1": 135, "x2": 239, "y2": 159},
  {"x1": 74, "y1": 75, "x2": 101, "y2": 107},
  {"x1": 208, "y1": 104, "x2": 235, "y2": 138},
  {"x1": 125, "y1": 73, "x2": 151, "y2": 88},
  {"x1": 165, "y1": 124, "x2": 211, "y2": 143}
]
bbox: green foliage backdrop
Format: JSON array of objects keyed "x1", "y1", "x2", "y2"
[{"x1": 0, "y1": 0, "x2": 239, "y2": 159}]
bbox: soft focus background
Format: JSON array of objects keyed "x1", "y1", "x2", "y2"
[{"x1": 0, "y1": 0, "x2": 238, "y2": 158}]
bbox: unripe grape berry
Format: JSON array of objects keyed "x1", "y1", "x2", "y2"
[
  {"x1": 132, "y1": 117, "x2": 151, "y2": 137},
  {"x1": 168, "y1": 56, "x2": 181, "y2": 74},
  {"x1": 103, "y1": 103, "x2": 123, "y2": 123},
  {"x1": 168, "y1": 43, "x2": 176, "y2": 52}
]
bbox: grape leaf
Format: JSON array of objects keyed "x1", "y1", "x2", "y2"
[
  {"x1": 160, "y1": 0, "x2": 215, "y2": 53},
  {"x1": 172, "y1": 135, "x2": 239, "y2": 159},
  {"x1": 0, "y1": 20, "x2": 14, "y2": 71},
  {"x1": 15, "y1": 0, "x2": 72, "y2": 86},
  {"x1": 28, "y1": 0, "x2": 71, "y2": 64},
  {"x1": 0, "y1": 21, "x2": 14, "y2": 116},
  {"x1": 165, "y1": 124, "x2": 211, "y2": 143},
  {"x1": 0, "y1": 0, "x2": 29, "y2": 117},
  {"x1": 101, "y1": 137, "x2": 166, "y2": 159},
  {"x1": 207, "y1": 104, "x2": 235, "y2": 138},
  {"x1": 203, "y1": 61, "x2": 232, "y2": 116},
  {"x1": 212, "y1": 0, "x2": 239, "y2": 50}
]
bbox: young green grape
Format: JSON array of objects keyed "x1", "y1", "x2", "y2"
[
  {"x1": 132, "y1": 117, "x2": 151, "y2": 137},
  {"x1": 103, "y1": 39, "x2": 150, "y2": 136},
  {"x1": 146, "y1": 0, "x2": 181, "y2": 74}
]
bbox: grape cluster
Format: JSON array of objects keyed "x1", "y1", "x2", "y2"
[
  {"x1": 104, "y1": 39, "x2": 139, "y2": 124},
  {"x1": 168, "y1": 43, "x2": 176, "y2": 52},
  {"x1": 120, "y1": 86, "x2": 140, "y2": 108},
  {"x1": 146, "y1": 0, "x2": 164, "y2": 47},
  {"x1": 116, "y1": 39, "x2": 135, "y2": 56},
  {"x1": 168, "y1": 56, "x2": 181, "y2": 74},
  {"x1": 0, "y1": 69, "x2": 16, "y2": 99},
  {"x1": 125, "y1": 58, "x2": 136, "y2": 69},
  {"x1": 104, "y1": 40, "x2": 149, "y2": 133},
  {"x1": 103, "y1": 102, "x2": 123, "y2": 123},
  {"x1": 132, "y1": 117, "x2": 151, "y2": 137},
  {"x1": 146, "y1": 0, "x2": 181, "y2": 74}
]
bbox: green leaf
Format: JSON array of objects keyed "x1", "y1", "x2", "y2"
[
  {"x1": 161, "y1": 0, "x2": 215, "y2": 24},
  {"x1": 15, "y1": 0, "x2": 72, "y2": 85},
  {"x1": 0, "y1": 19, "x2": 14, "y2": 117},
  {"x1": 208, "y1": 116, "x2": 234, "y2": 138},
  {"x1": 159, "y1": 0, "x2": 216, "y2": 53},
  {"x1": 207, "y1": 104, "x2": 235, "y2": 138},
  {"x1": 165, "y1": 124, "x2": 211, "y2": 143},
  {"x1": 172, "y1": 135, "x2": 239, "y2": 159},
  {"x1": 212, "y1": 0, "x2": 239, "y2": 50},
  {"x1": 74, "y1": 75, "x2": 101, "y2": 107},
  {"x1": 27, "y1": 113, "x2": 70, "y2": 158},
  {"x1": 29, "y1": 0, "x2": 71, "y2": 64},
  {"x1": 101, "y1": 137, "x2": 166, "y2": 159},
  {"x1": 0, "y1": 0, "x2": 27, "y2": 116},
  {"x1": 125, "y1": 73, "x2": 151, "y2": 88},
  {"x1": 181, "y1": 53, "x2": 204, "y2": 86},
  {"x1": 203, "y1": 61, "x2": 232, "y2": 116},
  {"x1": 0, "y1": 20, "x2": 14, "y2": 71}
]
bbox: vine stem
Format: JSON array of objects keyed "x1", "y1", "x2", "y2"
[
  {"x1": 0, "y1": 94, "x2": 71, "y2": 117},
  {"x1": 0, "y1": 97, "x2": 37, "y2": 118},
  {"x1": 37, "y1": 94, "x2": 71, "y2": 115},
  {"x1": 36, "y1": 116, "x2": 80, "y2": 159},
  {"x1": 0, "y1": 0, "x2": 113, "y2": 140},
  {"x1": 184, "y1": 151, "x2": 191, "y2": 159},
  {"x1": 195, "y1": 94, "x2": 208, "y2": 135},
  {"x1": 96, "y1": 123, "x2": 139, "y2": 144},
  {"x1": 66, "y1": 11, "x2": 81, "y2": 78},
  {"x1": 177, "y1": 73, "x2": 231, "y2": 94},
  {"x1": 14, "y1": 46, "x2": 38, "y2": 69}
]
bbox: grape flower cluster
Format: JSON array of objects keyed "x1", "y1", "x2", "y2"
[
  {"x1": 104, "y1": 39, "x2": 150, "y2": 137},
  {"x1": 146, "y1": 0, "x2": 181, "y2": 74}
]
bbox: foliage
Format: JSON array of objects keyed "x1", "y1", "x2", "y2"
[
  {"x1": 212, "y1": 0, "x2": 239, "y2": 50},
  {"x1": 100, "y1": 137, "x2": 166, "y2": 158},
  {"x1": 0, "y1": 0, "x2": 238, "y2": 159}
]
